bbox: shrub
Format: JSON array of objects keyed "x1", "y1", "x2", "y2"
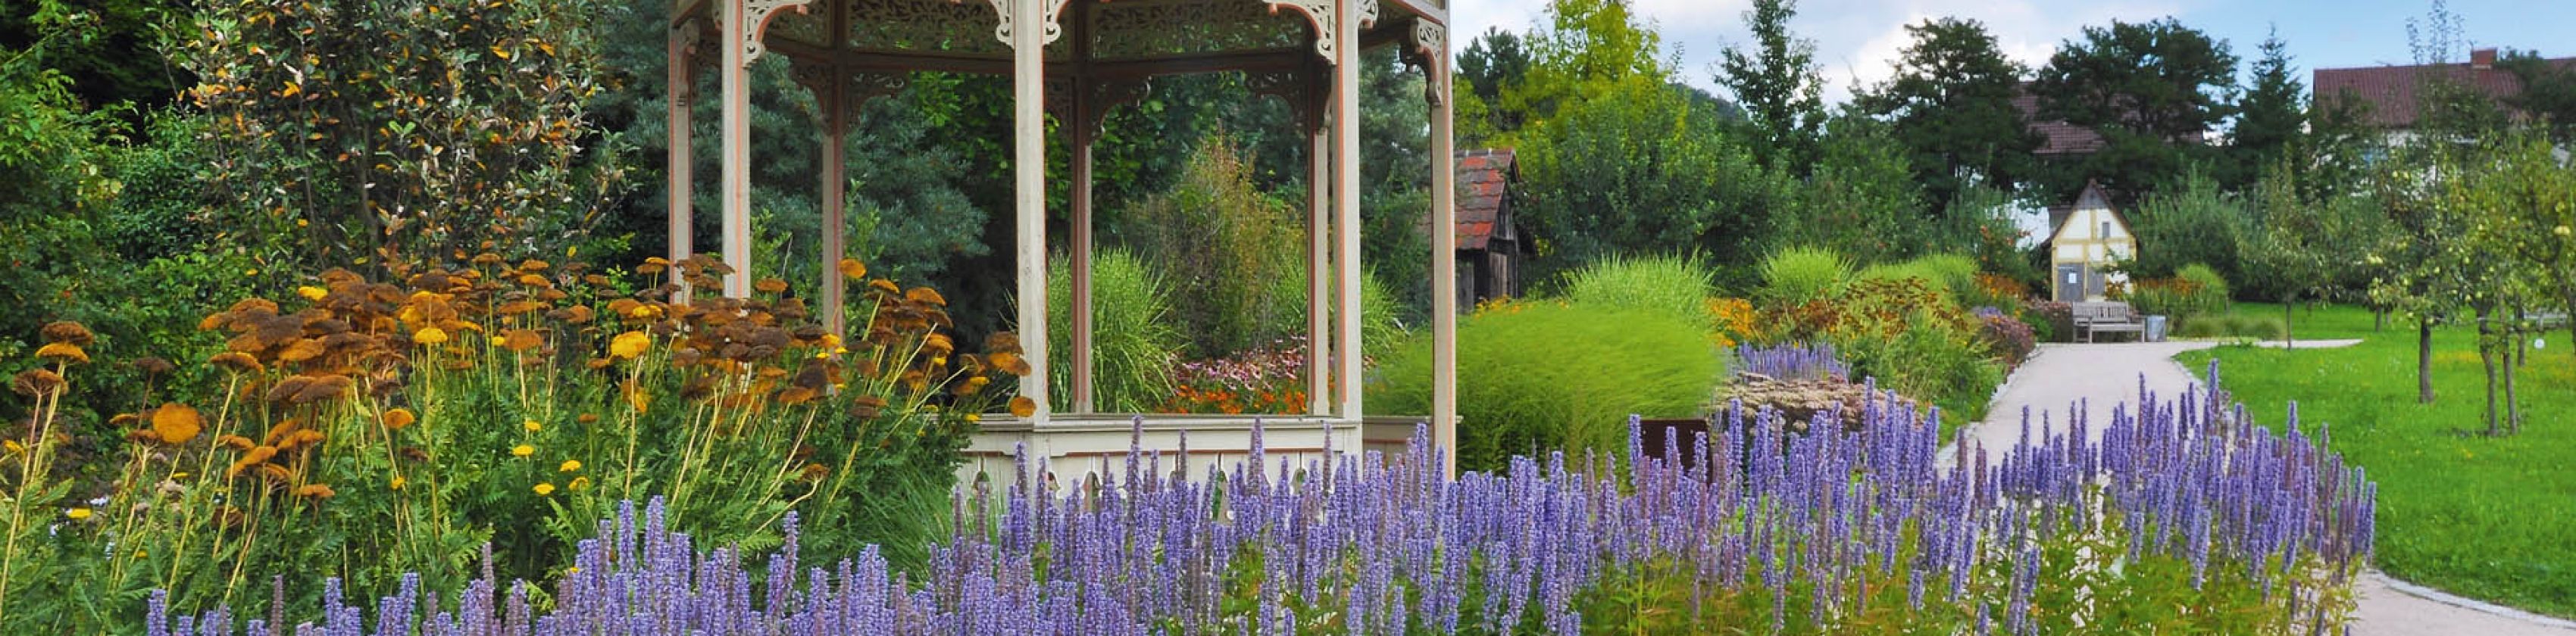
[
  {"x1": 1758, "y1": 246, "x2": 1853, "y2": 308},
  {"x1": 1120, "y1": 137, "x2": 1306, "y2": 357},
  {"x1": 1046, "y1": 249, "x2": 1181, "y2": 413},
  {"x1": 1974, "y1": 307, "x2": 2039, "y2": 366},
  {"x1": 2177, "y1": 263, "x2": 2233, "y2": 307},
  {"x1": 1771, "y1": 278, "x2": 2005, "y2": 421},
  {"x1": 1373, "y1": 301, "x2": 1721, "y2": 471},
  {"x1": 158, "y1": 376, "x2": 2377, "y2": 635},
  {"x1": 0, "y1": 255, "x2": 1011, "y2": 632},
  {"x1": 1562, "y1": 254, "x2": 1715, "y2": 330},
  {"x1": 2032, "y1": 301, "x2": 2075, "y2": 343}
]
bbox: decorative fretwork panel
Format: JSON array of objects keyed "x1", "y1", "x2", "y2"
[
  {"x1": 1091, "y1": 0, "x2": 1311, "y2": 61},
  {"x1": 844, "y1": 0, "x2": 1013, "y2": 57}
]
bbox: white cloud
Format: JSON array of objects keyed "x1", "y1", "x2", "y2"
[{"x1": 1451, "y1": 0, "x2": 2193, "y2": 105}]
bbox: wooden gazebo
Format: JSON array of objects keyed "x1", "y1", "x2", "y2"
[{"x1": 664, "y1": 0, "x2": 1460, "y2": 476}]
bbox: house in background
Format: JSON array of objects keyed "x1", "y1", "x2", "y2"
[
  {"x1": 2048, "y1": 182, "x2": 2136, "y2": 303},
  {"x1": 1453, "y1": 148, "x2": 1529, "y2": 308},
  {"x1": 2315, "y1": 48, "x2": 2576, "y2": 146}
]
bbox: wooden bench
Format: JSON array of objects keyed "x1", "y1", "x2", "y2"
[{"x1": 2072, "y1": 301, "x2": 2144, "y2": 343}]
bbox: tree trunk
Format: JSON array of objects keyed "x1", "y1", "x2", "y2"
[
  {"x1": 2477, "y1": 305, "x2": 2499, "y2": 436},
  {"x1": 2507, "y1": 326, "x2": 2524, "y2": 435},
  {"x1": 2418, "y1": 316, "x2": 2437, "y2": 404}
]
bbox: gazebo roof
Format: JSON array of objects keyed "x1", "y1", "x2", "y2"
[{"x1": 682, "y1": 0, "x2": 1448, "y2": 78}]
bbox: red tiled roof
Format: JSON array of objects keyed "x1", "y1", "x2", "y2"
[
  {"x1": 2314, "y1": 55, "x2": 2576, "y2": 129},
  {"x1": 2012, "y1": 92, "x2": 2107, "y2": 156},
  {"x1": 1455, "y1": 148, "x2": 1514, "y2": 251}
]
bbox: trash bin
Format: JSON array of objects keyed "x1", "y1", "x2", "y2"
[{"x1": 2145, "y1": 315, "x2": 2168, "y2": 342}]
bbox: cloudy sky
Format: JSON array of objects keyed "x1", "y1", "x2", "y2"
[{"x1": 1447, "y1": 0, "x2": 2576, "y2": 105}]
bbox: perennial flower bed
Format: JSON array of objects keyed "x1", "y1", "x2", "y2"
[{"x1": 148, "y1": 366, "x2": 2372, "y2": 634}]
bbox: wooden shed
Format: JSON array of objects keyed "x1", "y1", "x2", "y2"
[
  {"x1": 1453, "y1": 148, "x2": 1527, "y2": 307},
  {"x1": 2048, "y1": 182, "x2": 2136, "y2": 303}
]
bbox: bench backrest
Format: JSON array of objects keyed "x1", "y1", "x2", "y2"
[{"x1": 2071, "y1": 301, "x2": 2136, "y2": 323}]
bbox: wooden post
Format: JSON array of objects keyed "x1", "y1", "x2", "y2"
[
  {"x1": 719, "y1": 0, "x2": 752, "y2": 298},
  {"x1": 1333, "y1": 0, "x2": 1362, "y2": 422},
  {"x1": 667, "y1": 19, "x2": 696, "y2": 288},
  {"x1": 1306, "y1": 107, "x2": 1331, "y2": 416},
  {"x1": 1426, "y1": 28, "x2": 1458, "y2": 478},
  {"x1": 1011, "y1": 0, "x2": 1050, "y2": 425},
  {"x1": 1069, "y1": 82, "x2": 1096, "y2": 413},
  {"x1": 819, "y1": 74, "x2": 848, "y2": 338}
]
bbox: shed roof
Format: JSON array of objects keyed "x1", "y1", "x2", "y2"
[{"x1": 1455, "y1": 148, "x2": 1515, "y2": 251}]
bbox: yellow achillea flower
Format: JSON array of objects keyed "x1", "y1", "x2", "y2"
[
  {"x1": 533, "y1": 482, "x2": 556, "y2": 496},
  {"x1": 66, "y1": 508, "x2": 92, "y2": 520},
  {"x1": 414, "y1": 327, "x2": 450, "y2": 345},
  {"x1": 523, "y1": 419, "x2": 542, "y2": 432},
  {"x1": 391, "y1": 475, "x2": 408, "y2": 490},
  {"x1": 489, "y1": 335, "x2": 507, "y2": 347},
  {"x1": 559, "y1": 460, "x2": 581, "y2": 472},
  {"x1": 609, "y1": 332, "x2": 651, "y2": 359},
  {"x1": 511, "y1": 444, "x2": 534, "y2": 457},
  {"x1": 568, "y1": 476, "x2": 590, "y2": 491},
  {"x1": 296, "y1": 286, "x2": 327, "y2": 301}
]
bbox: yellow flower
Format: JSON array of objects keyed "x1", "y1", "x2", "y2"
[
  {"x1": 609, "y1": 331, "x2": 651, "y2": 359},
  {"x1": 4, "y1": 440, "x2": 22, "y2": 454},
  {"x1": 568, "y1": 476, "x2": 590, "y2": 491},
  {"x1": 245, "y1": 269, "x2": 258, "y2": 276},
  {"x1": 567, "y1": 245, "x2": 578, "y2": 258},
  {"x1": 511, "y1": 444, "x2": 534, "y2": 457},
  {"x1": 414, "y1": 327, "x2": 450, "y2": 345},
  {"x1": 821, "y1": 333, "x2": 843, "y2": 350},
  {"x1": 964, "y1": 413, "x2": 982, "y2": 423},
  {"x1": 523, "y1": 419, "x2": 542, "y2": 432},
  {"x1": 390, "y1": 475, "x2": 408, "y2": 490},
  {"x1": 533, "y1": 482, "x2": 556, "y2": 496},
  {"x1": 65, "y1": 507, "x2": 92, "y2": 520},
  {"x1": 296, "y1": 285, "x2": 327, "y2": 301},
  {"x1": 490, "y1": 335, "x2": 508, "y2": 347},
  {"x1": 558, "y1": 460, "x2": 581, "y2": 472}
]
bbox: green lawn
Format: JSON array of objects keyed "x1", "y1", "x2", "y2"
[{"x1": 2177, "y1": 304, "x2": 2576, "y2": 618}]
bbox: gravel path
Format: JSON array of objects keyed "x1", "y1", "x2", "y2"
[{"x1": 1961, "y1": 341, "x2": 2576, "y2": 636}]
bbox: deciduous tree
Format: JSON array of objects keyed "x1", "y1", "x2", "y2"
[{"x1": 1855, "y1": 17, "x2": 2037, "y2": 211}]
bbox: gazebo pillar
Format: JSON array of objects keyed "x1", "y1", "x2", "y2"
[
  {"x1": 817, "y1": 73, "x2": 849, "y2": 338},
  {"x1": 1068, "y1": 104, "x2": 1096, "y2": 413},
  {"x1": 667, "y1": 19, "x2": 699, "y2": 289},
  {"x1": 1421, "y1": 22, "x2": 1457, "y2": 477},
  {"x1": 1305, "y1": 94, "x2": 1330, "y2": 416},
  {"x1": 1331, "y1": 0, "x2": 1362, "y2": 420},
  {"x1": 1010, "y1": 0, "x2": 1051, "y2": 423},
  {"x1": 717, "y1": 0, "x2": 753, "y2": 298}
]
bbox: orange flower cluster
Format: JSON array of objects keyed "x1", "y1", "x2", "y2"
[{"x1": 1162, "y1": 385, "x2": 1308, "y2": 416}]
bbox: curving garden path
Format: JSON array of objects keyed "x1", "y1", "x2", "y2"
[{"x1": 1961, "y1": 341, "x2": 2576, "y2": 636}]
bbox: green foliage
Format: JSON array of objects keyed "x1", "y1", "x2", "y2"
[
  {"x1": 2180, "y1": 305, "x2": 2576, "y2": 617},
  {"x1": 1560, "y1": 254, "x2": 1717, "y2": 329},
  {"x1": 2127, "y1": 170, "x2": 2253, "y2": 284},
  {"x1": 2497, "y1": 49, "x2": 2576, "y2": 145},
  {"x1": 2231, "y1": 30, "x2": 2309, "y2": 191},
  {"x1": 177, "y1": 0, "x2": 624, "y2": 270},
  {"x1": 1500, "y1": 0, "x2": 1677, "y2": 142},
  {"x1": 2030, "y1": 18, "x2": 2238, "y2": 202},
  {"x1": 2177, "y1": 264, "x2": 2233, "y2": 307},
  {"x1": 1373, "y1": 301, "x2": 1721, "y2": 471},
  {"x1": 1854, "y1": 17, "x2": 2040, "y2": 210},
  {"x1": 1795, "y1": 279, "x2": 2004, "y2": 420},
  {"x1": 1518, "y1": 76, "x2": 1782, "y2": 279},
  {"x1": 1118, "y1": 138, "x2": 1308, "y2": 357},
  {"x1": 1757, "y1": 246, "x2": 1853, "y2": 307},
  {"x1": 1855, "y1": 254, "x2": 1980, "y2": 301},
  {"x1": 1047, "y1": 250, "x2": 1182, "y2": 413},
  {"x1": 1774, "y1": 115, "x2": 1928, "y2": 257},
  {"x1": 1713, "y1": 0, "x2": 1824, "y2": 170}
]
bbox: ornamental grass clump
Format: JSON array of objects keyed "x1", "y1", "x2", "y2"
[
  {"x1": 155, "y1": 362, "x2": 2374, "y2": 634},
  {"x1": 2, "y1": 254, "x2": 1018, "y2": 632}
]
